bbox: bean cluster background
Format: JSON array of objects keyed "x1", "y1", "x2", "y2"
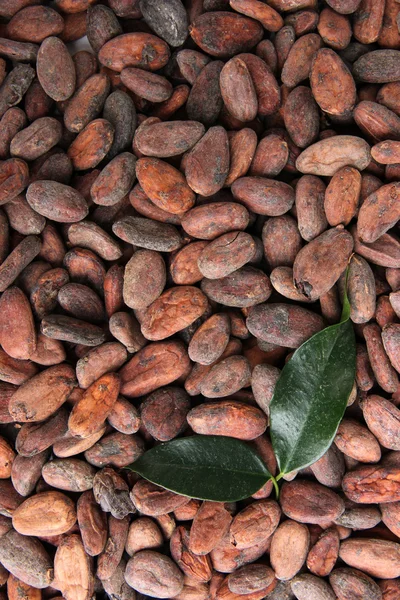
[{"x1": 0, "y1": 0, "x2": 400, "y2": 598}]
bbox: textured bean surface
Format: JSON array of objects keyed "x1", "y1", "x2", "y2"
[{"x1": 0, "y1": 1, "x2": 398, "y2": 597}]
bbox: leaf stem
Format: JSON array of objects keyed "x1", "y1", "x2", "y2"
[{"x1": 270, "y1": 475, "x2": 280, "y2": 499}]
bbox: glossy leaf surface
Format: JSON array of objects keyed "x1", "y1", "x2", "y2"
[
  {"x1": 128, "y1": 435, "x2": 272, "y2": 501},
  {"x1": 270, "y1": 300, "x2": 356, "y2": 475}
]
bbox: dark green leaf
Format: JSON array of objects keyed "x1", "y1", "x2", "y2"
[
  {"x1": 270, "y1": 318, "x2": 356, "y2": 476},
  {"x1": 127, "y1": 435, "x2": 272, "y2": 502}
]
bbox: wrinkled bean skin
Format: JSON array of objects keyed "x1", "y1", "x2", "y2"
[
  {"x1": 0, "y1": 1, "x2": 398, "y2": 598},
  {"x1": 293, "y1": 228, "x2": 354, "y2": 301},
  {"x1": 99, "y1": 33, "x2": 170, "y2": 72},
  {"x1": 247, "y1": 303, "x2": 324, "y2": 348},
  {"x1": 125, "y1": 550, "x2": 184, "y2": 598},
  {"x1": 188, "y1": 399, "x2": 266, "y2": 439}
]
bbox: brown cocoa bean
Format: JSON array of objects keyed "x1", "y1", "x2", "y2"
[
  {"x1": 250, "y1": 133, "x2": 288, "y2": 178},
  {"x1": 68, "y1": 373, "x2": 120, "y2": 439},
  {"x1": 77, "y1": 490, "x2": 107, "y2": 557},
  {"x1": 125, "y1": 517, "x2": 163, "y2": 556},
  {"x1": 125, "y1": 550, "x2": 184, "y2": 598},
  {"x1": 0, "y1": 286, "x2": 36, "y2": 360},
  {"x1": 120, "y1": 340, "x2": 190, "y2": 397},
  {"x1": 296, "y1": 136, "x2": 371, "y2": 176},
  {"x1": 131, "y1": 480, "x2": 190, "y2": 517},
  {"x1": 306, "y1": 527, "x2": 340, "y2": 577},
  {"x1": 270, "y1": 520, "x2": 310, "y2": 581},
  {"x1": 137, "y1": 157, "x2": 195, "y2": 215},
  {"x1": 141, "y1": 286, "x2": 208, "y2": 341},
  {"x1": 220, "y1": 58, "x2": 257, "y2": 123},
  {"x1": 58, "y1": 283, "x2": 105, "y2": 322},
  {"x1": 113, "y1": 216, "x2": 183, "y2": 252},
  {"x1": 84, "y1": 431, "x2": 143, "y2": 468},
  {"x1": 335, "y1": 418, "x2": 381, "y2": 463},
  {"x1": 41, "y1": 314, "x2": 106, "y2": 347},
  {"x1": 230, "y1": 500, "x2": 281, "y2": 549},
  {"x1": 290, "y1": 574, "x2": 336, "y2": 600},
  {"x1": 247, "y1": 303, "x2": 324, "y2": 347},
  {"x1": 232, "y1": 177, "x2": 295, "y2": 216},
  {"x1": 185, "y1": 127, "x2": 230, "y2": 197},
  {"x1": 12, "y1": 491, "x2": 76, "y2": 537},
  {"x1": 15, "y1": 408, "x2": 68, "y2": 457},
  {"x1": 362, "y1": 394, "x2": 400, "y2": 450},
  {"x1": 0, "y1": 530, "x2": 53, "y2": 589},
  {"x1": 27, "y1": 180, "x2": 88, "y2": 223},
  {"x1": 281, "y1": 33, "x2": 322, "y2": 88},
  {"x1": 64, "y1": 73, "x2": 111, "y2": 133},
  {"x1": 330, "y1": 567, "x2": 382, "y2": 600},
  {"x1": 364, "y1": 323, "x2": 399, "y2": 392},
  {"x1": 0, "y1": 158, "x2": 29, "y2": 206},
  {"x1": 42, "y1": 458, "x2": 96, "y2": 492},
  {"x1": 339, "y1": 538, "x2": 400, "y2": 579},
  {"x1": 54, "y1": 534, "x2": 94, "y2": 600},
  {"x1": 293, "y1": 227, "x2": 354, "y2": 301},
  {"x1": 342, "y1": 463, "x2": 400, "y2": 503},
  {"x1": 354, "y1": 49, "x2": 400, "y2": 83},
  {"x1": 186, "y1": 60, "x2": 224, "y2": 127},
  {"x1": 182, "y1": 202, "x2": 249, "y2": 241},
  {"x1": 11, "y1": 451, "x2": 49, "y2": 497},
  {"x1": 9, "y1": 364, "x2": 76, "y2": 422},
  {"x1": 202, "y1": 266, "x2": 272, "y2": 308},
  {"x1": 310, "y1": 48, "x2": 356, "y2": 116},
  {"x1": 10, "y1": 117, "x2": 62, "y2": 161},
  {"x1": 93, "y1": 467, "x2": 135, "y2": 520},
  {"x1": 37, "y1": 37, "x2": 75, "y2": 102},
  {"x1": 187, "y1": 398, "x2": 266, "y2": 439},
  {"x1": 280, "y1": 480, "x2": 345, "y2": 524},
  {"x1": 98, "y1": 33, "x2": 170, "y2": 72},
  {"x1": 67, "y1": 118, "x2": 114, "y2": 171},
  {"x1": 227, "y1": 564, "x2": 275, "y2": 595},
  {"x1": 170, "y1": 526, "x2": 212, "y2": 582},
  {"x1": 141, "y1": 387, "x2": 190, "y2": 442},
  {"x1": 189, "y1": 12, "x2": 263, "y2": 58}
]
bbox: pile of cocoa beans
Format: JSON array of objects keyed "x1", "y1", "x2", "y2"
[{"x1": 0, "y1": 0, "x2": 400, "y2": 598}]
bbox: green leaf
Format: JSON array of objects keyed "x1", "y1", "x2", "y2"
[
  {"x1": 127, "y1": 435, "x2": 272, "y2": 502},
  {"x1": 270, "y1": 317, "x2": 356, "y2": 476}
]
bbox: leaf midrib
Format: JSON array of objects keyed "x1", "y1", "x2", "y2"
[
  {"x1": 278, "y1": 324, "x2": 342, "y2": 474},
  {"x1": 134, "y1": 461, "x2": 270, "y2": 478}
]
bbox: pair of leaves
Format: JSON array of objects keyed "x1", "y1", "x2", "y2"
[{"x1": 128, "y1": 271, "x2": 356, "y2": 501}]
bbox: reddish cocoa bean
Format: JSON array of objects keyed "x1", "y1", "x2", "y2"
[
  {"x1": 232, "y1": 177, "x2": 295, "y2": 217},
  {"x1": 125, "y1": 550, "x2": 184, "y2": 598},
  {"x1": 64, "y1": 74, "x2": 111, "y2": 133},
  {"x1": 362, "y1": 394, "x2": 400, "y2": 450},
  {"x1": 280, "y1": 480, "x2": 345, "y2": 524},
  {"x1": 270, "y1": 520, "x2": 310, "y2": 581},
  {"x1": 182, "y1": 202, "x2": 249, "y2": 241},
  {"x1": 170, "y1": 526, "x2": 212, "y2": 582},
  {"x1": 335, "y1": 418, "x2": 381, "y2": 463},
  {"x1": 98, "y1": 33, "x2": 170, "y2": 72},
  {"x1": 343, "y1": 463, "x2": 400, "y2": 503},
  {"x1": 185, "y1": 127, "x2": 230, "y2": 197},
  {"x1": 187, "y1": 399, "x2": 266, "y2": 439},
  {"x1": 131, "y1": 480, "x2": 190, "y2": 517},
  {"x1": 0, "y1": 530, "x2": 53, "y2": 589},
  {"x1": 141, "y1": 387, "x2": 189, "y2": 442},
  {"x1": 247, "y1": 303, "x2": 324, "y2": 348},
  {"x1": 364, "y1": 323, "x2": 399, "y2": 392},
  {"x1": 37, "y1": 37, "x2": 75, "y2": 102},
  {"x1": 189, "y1": 12, "x2": 263, "y2": 58}
]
